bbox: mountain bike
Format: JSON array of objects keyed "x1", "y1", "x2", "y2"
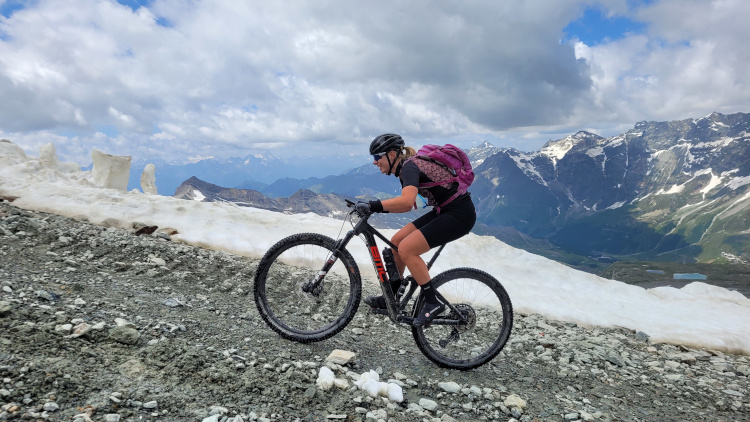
[{"x1": 253, "y1": 199, "x2": 513, "y2": 370}]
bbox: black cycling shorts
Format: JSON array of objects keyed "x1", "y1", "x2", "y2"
[{"x1": 412, "y1": 195, "x2": 476, "y2": 248}]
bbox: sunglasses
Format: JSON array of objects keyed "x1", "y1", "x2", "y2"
[{"x1": 372, "y1": 154, "x2": 384, "y2": 161}]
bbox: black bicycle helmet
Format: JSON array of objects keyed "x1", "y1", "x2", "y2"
[{"x1": 369, "y1": 133, "x2": 405, "y2": 155}]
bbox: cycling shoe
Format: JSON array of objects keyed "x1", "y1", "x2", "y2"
[
  {"x1": 364, "y1": 295, "x2": 387, "y2": 309},
  {"x1": 413, "y1": 301, "x2": 445, "y2": 327}
]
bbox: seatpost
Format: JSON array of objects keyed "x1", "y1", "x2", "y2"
[{"x1": 426, "y1": 244, "x2": 446, "y2": 270}]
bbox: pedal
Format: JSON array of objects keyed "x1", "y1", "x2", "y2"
[{"x1": 369, "y1": 307, "x2": 389, "y2": 315}]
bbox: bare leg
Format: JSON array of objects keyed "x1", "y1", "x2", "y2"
[
  {"x1": 393, "y1": 229, "x2": 431, "y2": 286},
  {"x1": 390, "y1": 223, "x2": 418, "y2": 277}
]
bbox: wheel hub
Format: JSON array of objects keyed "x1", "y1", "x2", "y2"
[{"x1": 452, "y1": 303, "x2": 476, "y2": 332}]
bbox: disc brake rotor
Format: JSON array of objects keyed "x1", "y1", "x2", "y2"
[{"x1": 437, "y1": 303, "x2": 477, "y2": 348}]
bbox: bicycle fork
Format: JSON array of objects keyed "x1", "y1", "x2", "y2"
[{"x1": 301, "y1": 238, "x2": 348, "y2": 297}]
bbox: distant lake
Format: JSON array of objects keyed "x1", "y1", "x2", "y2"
[{"x1": 673, "y1": 273, "x2": 707, "y2": 280}]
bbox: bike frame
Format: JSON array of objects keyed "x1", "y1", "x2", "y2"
[{"x1": 317, "y1": 202, "x2": 465, "y2": 327}]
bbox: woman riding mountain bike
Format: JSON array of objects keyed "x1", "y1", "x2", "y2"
[{"x1": 355, "y1": 133, "x2": 477, "y2": 326}]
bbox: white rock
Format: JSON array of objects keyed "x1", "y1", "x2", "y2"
[
  {"x1": 209, "y1": 406, "x2": 228, "y2": 415},
  {"x1": 326, "y1": 349, "x2": 356, "y2": 365},
  {"x1": 366, "y1": 409, "x2": 388, "y2": 420},
  {"x1": 438, "y1": 381, "x2": 461, "y2": 393},
  {"x1": 392, "y1": 372, "x2": 408, "y2": 380},
  {"x1": 362, "y1": 378, "x2": 381, "y2": 398},
  {"x1": 74, "y1": 298, "x2": 86, "y2": 306},
  {"x1": 419, "y1": 398, "x2": 438, "y2": 411},
  {"x1": 333, "y1": 378, "x2": 349, "y2": 389},
  {"x1": 580, "y1": 411, "x2": 596, "y2": 421},
  {"x1": 354, "y1": 370, "x2": 379, "y2": 387},
  {"x1": 114, "y1": 318, "x2": 136, "y2": 328},
  {"x1": 55, "y1": 324, "x2": 72, "y2": 334},
  {"x1": 316, "y1": 366, "x2": 335, "y2": 390},
  {"x1": 387, "y1": 383, "x2": 404, "y2": 403},
  {"x1": 377, "y1": 381, "x2": 389, "y2": 396},
  {"x1": 504, "y1": 394, "x2": 527, "y2": 409},
  {"x1": 150, "y1": 256, "x2": 167, "y2": 266},
  {"x1": 43, "y1": 402, "x2": 59, "y2": 411}
]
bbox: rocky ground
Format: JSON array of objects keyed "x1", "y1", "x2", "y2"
[{"x1": 0, "y1": 200, "x2": 748, "y2": 422}]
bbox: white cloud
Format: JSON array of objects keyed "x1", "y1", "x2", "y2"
[
  {"x1": 0, "y1": 0, "x2": 748, "y2": 165},
  {"x1": 572, "y1": 0, "x2": 750, "y2": 124}
]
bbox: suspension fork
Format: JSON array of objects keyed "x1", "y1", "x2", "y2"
[{"x1": 301, "y1": 229, "x2": 357, "y2": 296}]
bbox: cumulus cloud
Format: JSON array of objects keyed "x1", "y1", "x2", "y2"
[
  {"x1": 0, "y1": 0, "x2": 748, "y2": 163},
  {"x1": 573, "y1": 0, "x2": 750, "y2": 124}
]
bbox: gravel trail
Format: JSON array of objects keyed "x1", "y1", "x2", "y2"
[{"x1": 0, "y1": 201, "x2": 748, "y2": 421}]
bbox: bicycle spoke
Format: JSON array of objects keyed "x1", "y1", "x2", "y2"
[
  {"x1": 412, "y1": 268, "x2": 513, "y2": 370},
  {"x1": 254, "y1": 233, "x2": 361, "y2": 342}
]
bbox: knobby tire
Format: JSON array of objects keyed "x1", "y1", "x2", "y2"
[
  {"x1": 412, "y1": 268, "x2": 513, "y2": 370},
  {"x1": 253, "y1": 233, "x2": 361, "y2": 343}
]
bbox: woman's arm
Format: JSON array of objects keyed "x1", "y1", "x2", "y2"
[{"x1": 381, "y1": 185, "x2": 419, "y2": 213}]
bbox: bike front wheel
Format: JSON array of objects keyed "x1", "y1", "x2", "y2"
[
  {"x1": 412, "y1": 268, "x2": 513, "y2": 370},
  {"x1": 253, "y1": 233, "x2": 362, "y2": 342}
]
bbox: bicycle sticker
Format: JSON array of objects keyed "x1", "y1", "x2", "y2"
[{"x1": 369, "y1": 246, "x2": 387, "y2": 283}]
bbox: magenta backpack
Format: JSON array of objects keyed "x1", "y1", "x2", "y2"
[{"x1": 406, "y1": 144, "x2": 475, "y2": 213}]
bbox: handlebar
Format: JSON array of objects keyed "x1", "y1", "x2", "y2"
[{"x1": 345, "y1": 199, "x2": 373, "y2": 218}]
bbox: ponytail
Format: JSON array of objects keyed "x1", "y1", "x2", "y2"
[{"x1": 400, "y1": 146, "x2": 417, "y2": 160}]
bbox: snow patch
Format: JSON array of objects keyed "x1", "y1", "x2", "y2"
[
  {"x1": 657, "y1": 184, "x2": 685, "y2": 195},
  {"x1": 699, "y1": 172, "x2": 723, "y2": 197},
  {"x1": 186, "y1": 155, "x2": 215, "y2": 164},
  {"x1": 606, "y1": 201, "x2": 626, "y2": 210},
  {"x1": 510, "y1": 154, "x2": 547, "y2": 186},
  {"x1": 540, "y1": 137, "x2": 576, "y2": 163},
  {"x1": 694, "y1": 137, "x2": 736, "y2": 149},
  {"x1": 191, "y1": 189, "x2": 206, "y2": 201},
  {"x1": 586, "y1": 146, "x2": 604, "y2": 159}
]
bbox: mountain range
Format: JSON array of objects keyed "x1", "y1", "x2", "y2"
[
  {"x1": 171, "y1": 112, "x2": 750, "y2": 268},
  {"x1": 471, "y1": 112, "x2": 749, "y2": 265},
  {"x1": 126, "y1": 152, "x2": 369, "y2": 196}
]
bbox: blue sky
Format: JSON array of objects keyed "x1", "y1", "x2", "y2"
[
  {"x1": 565, "y1": 6, "x2": 647, "y2": 45},
  {"x1": 0, "y1": 0, "x2": 25, "y2": 18},
  {"x1": 0, "y1": 0, "x2": 748, "y2": 164}
]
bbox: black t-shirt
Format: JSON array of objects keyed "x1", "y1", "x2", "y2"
[{"x1": 396, "y1": 160, "x2": 469, "y2": 207}]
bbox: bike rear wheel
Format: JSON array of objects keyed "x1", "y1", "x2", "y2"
[
  {"x1": 254, "y1": 233, "x2": 361, "y2": 342},
  {"x1": 412, "y1": 268, "x2": 513, "y2": 370}
]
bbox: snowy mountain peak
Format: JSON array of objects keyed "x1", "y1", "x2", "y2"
[
  {"x1": 184, "y1": 155, "x2": 216, "y2": 164},
  {"x1": 539, "y1": 131, "x2": 605, "y2": 163},
  {"x1": 540, "y1": 136, "x2": 576, "y2": 162}
]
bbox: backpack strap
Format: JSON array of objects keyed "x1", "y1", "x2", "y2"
[{"x1": 407, "y1": 156, "x2": 462, "y2": 214}]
